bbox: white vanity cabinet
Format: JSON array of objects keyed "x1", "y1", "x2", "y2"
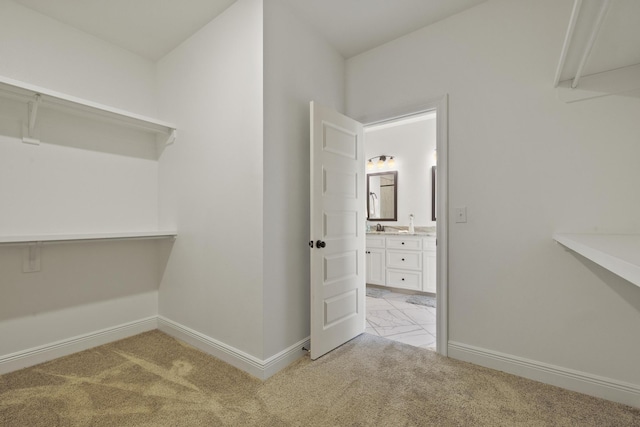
[
  {"x1": 365, "y1": 235, "x2": 386, "y2": 286},
  {"x1": 365, "y1": 234, "x2": 436, "y2": 293}
]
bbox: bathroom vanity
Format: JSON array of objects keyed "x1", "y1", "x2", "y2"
[{"x1": 365, "y1": 232, "x2": 436, "y2": 294}]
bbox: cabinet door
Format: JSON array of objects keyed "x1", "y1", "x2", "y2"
[
  {"x1": 366, "y1": 248, "x2": 385, "y2": 285},
  {"x1": 423, "y1": 250, "x2": 437, "y2": 293}
]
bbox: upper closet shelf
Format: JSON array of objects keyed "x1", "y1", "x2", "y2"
[
  {"x1": 0, "y1": 230, "x2": 177, "y2": 246},
  {"x1": 553, "y1": 233, "x2": 640, "y2": 289},
  {"x1": 0, "y1": 75, "x2": 177, "y2": 145},
  {"x1": 554, "y1": 0, "x2": 640, "y2": 103}
]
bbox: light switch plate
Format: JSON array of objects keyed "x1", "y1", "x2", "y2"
[{"x1": 455, "y1": 207, "x2": 467, "y2": 223}]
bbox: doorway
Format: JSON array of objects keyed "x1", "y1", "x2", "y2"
[
  {"x1": 360, "y1": 95, "x2": 448, "y2": 356},
  {"x1": 309, "y1": 96, "x2": 448, "y2": 359},
  {"x1": 364, "y1": 111, "x2": 437, "y2": 349}
]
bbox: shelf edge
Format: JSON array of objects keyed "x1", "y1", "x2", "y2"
[
  {"x1": 0, "y1": 231, "x2": 178, "y2": 246},
  {"x1": 553, "y1": 233, "x2": 640, "y2": 289}
]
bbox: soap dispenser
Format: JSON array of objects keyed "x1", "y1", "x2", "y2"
[{"x1": 409, "y1": 214, "x2": 415, "y2": 234}]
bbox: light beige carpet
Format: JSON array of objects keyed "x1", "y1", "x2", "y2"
[{"x1": 1, "y1": 330, "x2": 639, "y2": 426}]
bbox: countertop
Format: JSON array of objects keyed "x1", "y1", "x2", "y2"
[{"x1": 366, "y1": 231, "x2": 435, "y2": 237}]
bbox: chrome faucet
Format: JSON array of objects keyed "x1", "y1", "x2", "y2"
[{"x1": 376, "y1": 223, "x2": 384, "y2": 232}]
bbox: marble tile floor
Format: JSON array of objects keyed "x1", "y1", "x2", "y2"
[{"x1": 365, "y1": 288, "x2": 436, "y2": 351}]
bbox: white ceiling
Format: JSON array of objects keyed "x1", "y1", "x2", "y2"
[
  {"x1": 281, "y1": 0, "x2": 487, "y2": 58},
  {"x1": 13, "y1": 0, "x2": 487, "y2": 61},
  {"x1": 13, "y1": 0, "x2": 238, "y2": 61}
]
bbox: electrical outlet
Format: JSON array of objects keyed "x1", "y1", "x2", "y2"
[{"x1": 455, "y1": 207, "x2": 467, "y2": 223}]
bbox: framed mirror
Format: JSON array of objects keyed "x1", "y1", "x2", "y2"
[{"x1": 367, "y1": 171, "x2": 397, "y2": 221}]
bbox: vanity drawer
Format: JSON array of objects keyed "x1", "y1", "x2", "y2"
[
  {"x1": 386, "y1": 250, "x2": 422, "y2": 270},
  {"x1": 386, "y1": 269, "x2": 422, "y2": 290},
  {"x1": 386, "y1": 237, "x2": 421, "y2": 250},
  {"x1": 366, "y1": 235, "x2": 386, "y2": 249}
]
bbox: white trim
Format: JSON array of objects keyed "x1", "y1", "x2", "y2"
[
  {"x1": 262, "y1": 336, "x2": 311, "y2": 379},
  {"x1": 359, "y1": 94, "x2": 449, "y2": 357},
  {"x1": 434, "y1": 95, "x2": 449, "y2": 357},
  {"x1": 0, "y1": 317, "x2": 157, "y2": 374},
  {"x1": 448, "y1": 341, "x2": 640, "y2": 408},
  {"x1": 0, "y1": 315, "x2": 309, "y2": 380},
  {"x1": 158, "y1": 316, "x2": 309, "y2": 380}
]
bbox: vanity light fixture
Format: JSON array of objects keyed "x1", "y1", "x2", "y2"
[{"x1": 367, "y1": 155, "x2": 395, "y2": 170}]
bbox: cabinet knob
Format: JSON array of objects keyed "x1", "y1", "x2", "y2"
[
  {"x1": 401, "y1": 278, "x2": 405, "y2": 281},
  {"x1": 401, "y1": 242, "x2": 405, "y2": 245},
  {"x1": 401, "y1": 258, "x2": 405, "y2": 261}
]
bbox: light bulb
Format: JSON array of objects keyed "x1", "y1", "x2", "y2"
[
  {"x1": 387, "y1": 157, "x2": 395, "y2": 168},
  {"x1": 367, "y1": 160, "x2": 374, "y2": 170},
  {"x1": 377, "y1": 158, "x2": 385, "y2": 169}
]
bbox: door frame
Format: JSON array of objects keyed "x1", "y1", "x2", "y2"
[{"x1": 357, "y1": 94, "x2": 449, "y2": 356}]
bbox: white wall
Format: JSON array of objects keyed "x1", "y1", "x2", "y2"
[
  {"x1": 263, "y1": 0, "x2": 345, "y2": 358},
  {"x1": 0, "y1": 1, "x2": 163, "y2": 360},
  {"x1": 156, "y1": 0, "x2": 265, "y2": 358},
  {"x1": 0, "y1": 0, "x2": 157, "y2": 116},
  {"x1": 365, "y1": 117, "x2": 437, "y2": 227},
  {"x1": 347, "y1": 0, "x2": 640, "y2": 393}
]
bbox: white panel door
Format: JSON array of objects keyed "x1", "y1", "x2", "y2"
[{"x1": 310, "y1": 101, "x2": 365, "y2": 360}]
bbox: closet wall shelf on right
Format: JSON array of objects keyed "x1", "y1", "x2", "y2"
[
  {"x1": 554, "y1": 0, "x2": 640, "y2": 103},
  {"x1": 553, "y1": 233, "x2": 640, "y2": 289}
]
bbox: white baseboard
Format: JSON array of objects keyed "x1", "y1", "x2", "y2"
[
  {"x1": 0, "y1": 317, "x2": 158, "y2": 375},
  {"x1": 448, "y1": 341, "x2": 640, "y2": 408},
  {"x1": 0, "y1": 315, "x2": 308, "y2": 380},
  {"x1": 158, "y1": 316, "x2": 309, "y2": 380}
]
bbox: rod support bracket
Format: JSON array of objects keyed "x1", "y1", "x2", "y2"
[
  {"x1": 166, "y1": 129, "x2": 177, "y2": 146},
  {"x1": 22, "y1": 93, "x2": 42, "y2": 144}
]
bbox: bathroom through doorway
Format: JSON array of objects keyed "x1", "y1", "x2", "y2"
[{"x1": 364, "y1": 111, "x2": 438, "y2": 350}]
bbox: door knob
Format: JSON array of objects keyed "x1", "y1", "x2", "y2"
[{"x1": 316, "y1": 240, "x2": 326, "y2": 248}]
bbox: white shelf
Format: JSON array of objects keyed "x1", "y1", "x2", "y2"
[
  {"x1": 0, "y1": 75, "x2": 177, "y2": 143},
  {"x1": 0, "y1": 230, "x2": 177, "y2": 246},
  {"x1": 553, "y1": 233, "x2": 640, "y2": 289},
  {"x1": 554, "y1": 0, "x2": 640, "y2": 102}
]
